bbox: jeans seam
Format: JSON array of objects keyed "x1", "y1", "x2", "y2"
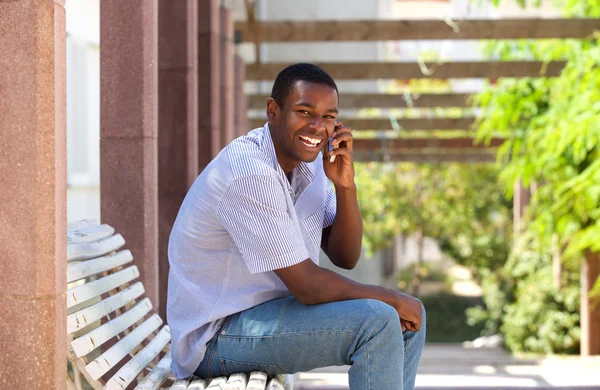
[
  {"x1": 367, "y1": 342, "x2": 371, "y2": 390},
  {"x1": 206, "y1": 339, "x2": 218, "y2": 378},
  {"x1": 219, "y1": 329, "x2": 373, "y2": 340},
  {"x1": 203, "y1": 316, "x2": 234, "y2": 377},
  {"x1": 219, "y1": 358, "x2": 286, "y2": 376}
]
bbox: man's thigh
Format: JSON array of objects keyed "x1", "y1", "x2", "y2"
[{"x1": 205, "y1": 296, "x2": 400, "y2": 377}]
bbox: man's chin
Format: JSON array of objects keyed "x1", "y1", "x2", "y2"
[{"x1": 299, "y1": 150, "x2": 321, "y2": 163}]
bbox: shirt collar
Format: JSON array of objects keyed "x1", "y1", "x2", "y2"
[{"x1": 262, "y1": 123, "x2": 315, "y2": 185}]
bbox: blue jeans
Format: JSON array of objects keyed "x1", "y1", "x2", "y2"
[{"x1": 195, "y1": 296, "x2": 426, "y2": 390}]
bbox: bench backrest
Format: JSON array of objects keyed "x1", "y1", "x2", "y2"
[
  {"x1": 66, "y1": 221, "x2": 290, "y2": 390},
  {"x1": 66, "y1": 221, "x2": 171, "y2": 390}
]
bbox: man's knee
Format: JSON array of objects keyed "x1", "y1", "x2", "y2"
[
  {"x1": 415, "y1": 302, "x2": 427, "y2": 339},
  {"x1": 353, "y1": 299, "x2": 401, "y2": 334}
]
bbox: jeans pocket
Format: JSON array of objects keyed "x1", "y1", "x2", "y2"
[{"x1": 219, "y1": 357, "x2": 286, "y2": 377}]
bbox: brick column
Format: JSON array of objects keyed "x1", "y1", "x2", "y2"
[
  {"x1": 158, "y1": 0, "x2": 199, "y2": 318},
  {"x1": 0, "y1": 1, "x2": 66, "y2": 388},
  {"x1": 100, "y1": 1, "x2": 160, "y2": 308},
  {"x1": 198, "y1": 0, "x2": 221, "y2": 169},
  {"x1": 234, "y1": 55, "x2": 248, "y2": 137},
  {"x1": 220, "y1": 7, "x2": 235, "y2": 148},
  {"x1": 581, "y1": 251, "x2": 600, "y2": 355}
]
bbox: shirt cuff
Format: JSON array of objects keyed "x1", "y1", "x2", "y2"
[{"x1": 246, "y1": 247, "x2": 310, "y2": 274}]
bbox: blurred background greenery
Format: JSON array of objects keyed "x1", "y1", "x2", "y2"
[{"x1": 354, "y1": 0, "x2": 599, "y2": 355}]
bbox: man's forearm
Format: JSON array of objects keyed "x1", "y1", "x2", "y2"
[
  {"x1": 327, "y1": 184, "x2": 363, "y2": 269},
  {"x1": 301, "y1": 265, "x2": 407, "y2": 313}
]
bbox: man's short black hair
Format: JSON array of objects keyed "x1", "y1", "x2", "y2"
[{"x1": 271, "y1": 63, "x2": 338, "y2": 108}]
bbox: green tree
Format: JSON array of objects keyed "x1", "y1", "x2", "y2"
[
  {"x1": 468, "y1": 0, "x2": 600, "y2": 353},
  {"x1": 356, "y1": 162, "x2": 511, "y2": 293}
]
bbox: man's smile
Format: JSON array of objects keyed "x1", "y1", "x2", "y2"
[{"x1": 298, "y1": 134, "x2": 323, "y2": 149}]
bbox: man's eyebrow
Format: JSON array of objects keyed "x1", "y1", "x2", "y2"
[
  {"x1": 294, "y1": 102, "x2": 315, "y2": 108},
  {"x1": 294, "y1": 102, "x2": 339, "y2": 114}
]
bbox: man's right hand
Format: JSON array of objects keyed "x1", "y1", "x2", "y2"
[{"x1": 391, "y1": 292, "x2": 423, "y2": 332}]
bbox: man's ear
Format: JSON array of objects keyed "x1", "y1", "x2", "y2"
[{"x1": 266, "y1": 97, "x2": 279, "y2": 122}]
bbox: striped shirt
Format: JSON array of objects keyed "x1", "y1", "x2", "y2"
[{"x1": 167, "y1": 123, "x2": 337, "y2": 378}]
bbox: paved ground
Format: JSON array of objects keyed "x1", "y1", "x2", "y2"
[{"x1": 293, "y1": 343, "x2": 600, "y2": 389}]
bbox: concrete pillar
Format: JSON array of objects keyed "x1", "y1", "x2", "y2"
[
  {"x1": 100, "y1": 1, "x2": 159, "y2": 309},
  {"x1": 158, "y1": 0, "x2": 199, "y2": 319},
  {"x1": 198, "y1": 0, "x2": 221, "y2": 169},
  {"x1": 0, "y1": 1, "x2": 66, "y2": 388},
  {"x1": 513, "y1": 178, "x2": 530, "y2": 241},
  {"x1": 581, "y1": 251, "x2": 600, "y2": 355},
  {"x1": 234, "y1": 55, "x2": 248, "y2": 137},
  {"x1": 220, "y1": 7, "x2": 235, "y2": 147}
]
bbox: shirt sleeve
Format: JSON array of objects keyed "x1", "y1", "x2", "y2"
[
  {"x1": 216, "y1": 175, "x2": 309, "y2": 274},
  {"x1": 323, "y1": 180, "x2": 337, "y2": 229}
]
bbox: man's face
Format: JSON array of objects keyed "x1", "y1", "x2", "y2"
[{"x1": 268, "y1": 81, "x2": 339, "y2": 173}]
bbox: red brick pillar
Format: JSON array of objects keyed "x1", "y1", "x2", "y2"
[
  {"x1": 220, "y1": 7, "x2": 235, "y2": 148},
  {"x1": 0, "y1": 1, "x2": 67, "y2": 387},
  {"x1": 581, "y1": 251, "x2": 600, "y2": 355},
  {"x1": 234, "y1": 55, "x2": 248, "y2": 137},
  {"x1": 100, "y1": 0, "x2": 160, "y2": 309},
  {"x1": 198, "y1": 0, "x2": 221, "y2": 169},
  {"x1": 158, "y1": 0, "x2": 199, "y2": 318}
]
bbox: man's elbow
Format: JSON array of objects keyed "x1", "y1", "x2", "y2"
[
  {"x1": 339, "y1": 258, "x2": 359, "y2": 270},
  {"x1": 333, "y1": 253, "x2": 360, "y2": 270}
]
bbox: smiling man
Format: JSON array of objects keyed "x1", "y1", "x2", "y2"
[{"x1": 167, "y1": 63, "x2": 426, "y2": 389}]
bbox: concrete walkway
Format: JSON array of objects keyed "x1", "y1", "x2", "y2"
[{"x1": 294, "y1": 343, "x2": 600, "y2": 389}]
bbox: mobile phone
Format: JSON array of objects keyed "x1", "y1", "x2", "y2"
[
  {"x1": 328, "y1": 138, "x2": 336, "y2": 163},
  {"x1": 329, "y1": 121, "x2": 340, "y2": 163}
]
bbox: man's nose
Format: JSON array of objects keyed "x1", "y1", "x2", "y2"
[{"x1": 309, "y1": 117, "x2": 326, "y2": 132}]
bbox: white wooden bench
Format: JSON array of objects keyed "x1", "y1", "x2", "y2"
[{"x1": 66, "y1": 220, "x2": 291, "y2": 390}]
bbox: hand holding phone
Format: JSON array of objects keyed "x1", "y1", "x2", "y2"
[
  {"x1": 328, "y1": 137, "x2": 337, "y2": 163},
  {"x1": 323, "y1": 120, "x2": 355, "y2": 189}
]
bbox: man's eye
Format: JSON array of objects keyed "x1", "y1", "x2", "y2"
[
  {"x1": 324, "y1": 115, "x2": 335, "y2": 119},
  {"x1": 298, "y1": 110, "x2": 310, "y2": 115}
]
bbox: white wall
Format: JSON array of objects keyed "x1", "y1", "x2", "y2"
[{"x1": 65, "y1": 0, "x2": 101, "y2": 222}]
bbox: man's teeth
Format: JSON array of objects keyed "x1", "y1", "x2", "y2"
[{"x1": 299, "y1": 135, "x2": 321, "y2": 146}]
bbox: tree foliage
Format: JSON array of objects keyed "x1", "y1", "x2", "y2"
[
  {"x1": 465, "y1": 0, "x2": 600, "y2": 353},
  {"x1": 356, "y1": 162, "x2": 511, "y2": 278},
  {"x1": 475, "y1": 29, "x2": 600, "y2": 297}
]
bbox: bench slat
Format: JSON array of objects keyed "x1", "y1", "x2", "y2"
[
  {"x1": 68, "y1": 219, "x2": 98, "y2": 232},
  {"x1": 85, "y1": 314, "x2": 163, "y2": 380},
  {"x1": 105, "y1": 326, "x2": 171, "y2": 390},
  {"x1": 71, "y1": 298, "x2": 153, "y2": 357},
  {"x1": 133, "y1": 351, "x2": 172, "y2": 390},
  {"x1": 67, "y1": 266, "x2": 139, "y2": 309},
  {"x1": 170, "y1": 378, "x2": 191, "y2": 389},
  {"x1": 67, "y1": 250, "x2": 133, "y2": 283},
  {"x1": 267, "y1": 378, "x2": 285, "y2": 390},
  {"x1": 67, "y1": 282, "x2": 145, "y2": 333},
  {"x1": 247, "y1": 372, "x2": 268, "y2": 390},
  {"x1": 68, "y1": 233, "x2": 125, "y2": 262},
  {"x1": 187, "y1": 378, "x2": 209, "y2": 390},
  {"x1": 68, "y1": 224, "x2": 115, "y2": 244},
  {"x1": 206, "y1": 377, "x2": 227, "y2": 390},
  {"x1": 224, "y1": 373, "x2": 247, "y2": 390}
]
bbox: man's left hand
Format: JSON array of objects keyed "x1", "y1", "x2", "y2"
[{"x1": 323, "y1": 121, "x2": 355, "y2": 189}]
